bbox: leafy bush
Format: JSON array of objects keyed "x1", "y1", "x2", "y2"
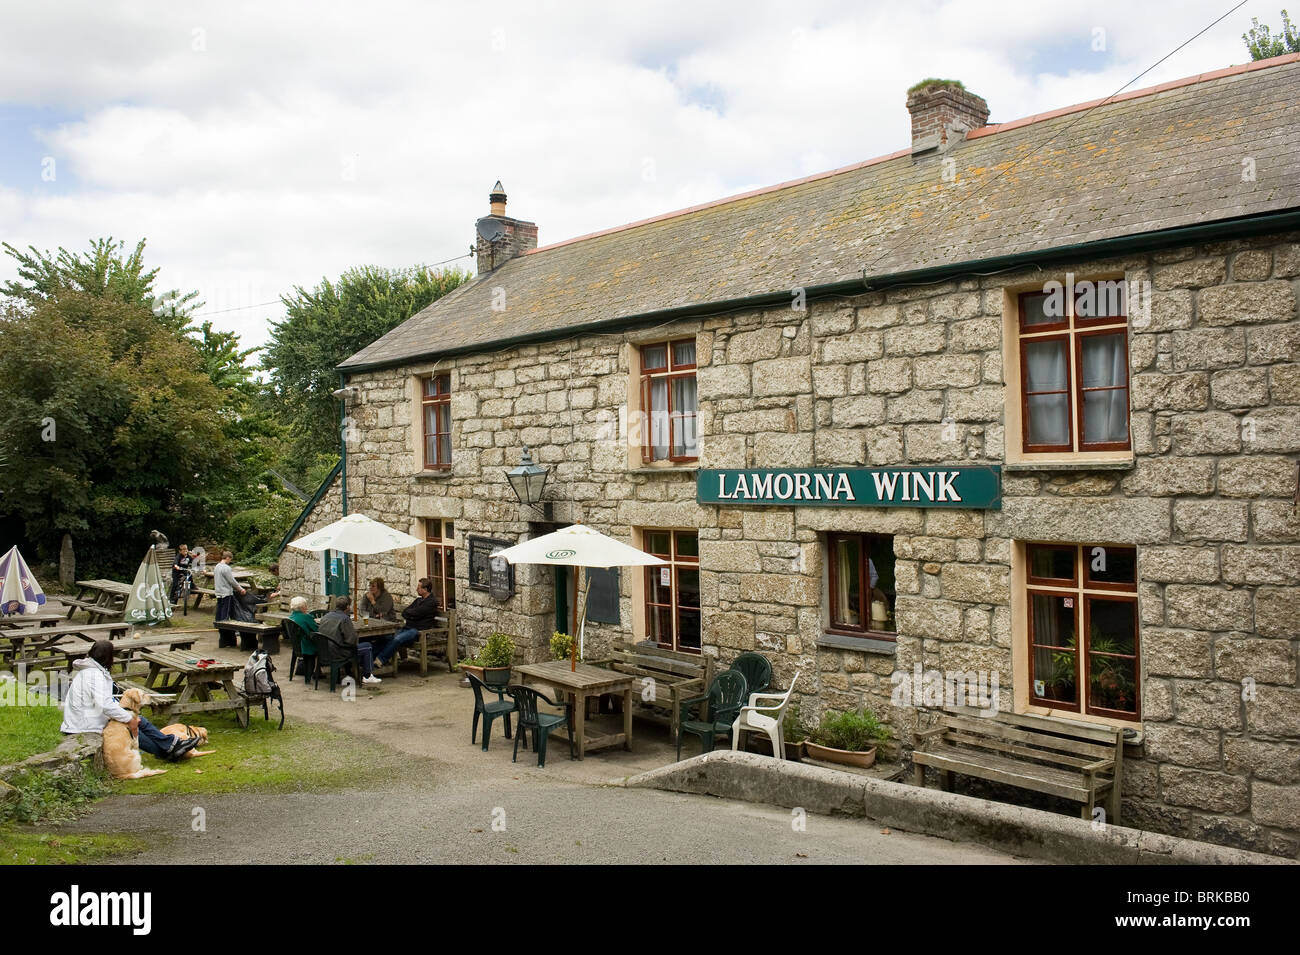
[
  {"x1": 478, "y1": 632, "x2": 516, "y2": 668},
  {"x1": 782, "y1": 702, "x2": 809, "y2": 743},
  {"x1": 222, "y1": 496, "x2": 300, "y2": 564},
  {"x1": 550, "y1": 631, "x2": 581, "y2": 663},
  {"x1": 1, "y1": 765, "x2": 110, "y2": 826},
  {"x1": 812, "y1": 709, "x2": 890, "y2": 752}
]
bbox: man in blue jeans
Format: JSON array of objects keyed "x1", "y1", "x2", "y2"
[
  {"x1": 61, "y1": 641, "x2": 200, "y2": 760},
  {"x1": 373, "y1": 577, "x2": 441, "y2": 670}
]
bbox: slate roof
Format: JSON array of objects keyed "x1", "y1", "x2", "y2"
[{"x1": 342, "y1": 55, "x2": 1300, "y2": 372}]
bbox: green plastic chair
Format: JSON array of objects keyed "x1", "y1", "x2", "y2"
[
  {"x1": 677, "y1": 670, "x2": 748, "y2": 761},
  {"x1": 728, "y1": 652, "x2": 772, "y2": 698},
  {"x1": 507, "y1": 684, "x2": 574, "y2": 767},
  {"x1": 283, "y1": 618, "x2": 317, "y2": 687},
  {"x1": 313, "y1": 630, "x2": 358, "y2": 692},
  {"x1": 467, "y1": 672, "x2": 515, "y2": 751}
]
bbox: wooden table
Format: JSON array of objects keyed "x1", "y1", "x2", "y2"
[
  {"x1": 215, "y1": 619, "x2": 283, "y2": 653},
  {"x1": 1, "y1": 621, "x2": 130, "y2": 669},
  {"x1": 63, "y1": 633, "x2": 199, "y2": 672},
  {"x1": 515, "y1": 661, "x2": 634, "y2": 760},
  {"x1": 139, "y1": 649, "x2": 250, "y2": 727},
  {"x1": 0, "y1": 612, "x2": 64, "y2": 629},
  {"x1": 69, "y1": 580, "x2": 132, "y2": 623}
]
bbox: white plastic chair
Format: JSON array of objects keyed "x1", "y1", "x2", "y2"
[{"x1": 731, "y1": 670, "x2": 801, "y2": 758}]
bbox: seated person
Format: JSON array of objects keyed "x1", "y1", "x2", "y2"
[
  {"x1": 315, "y1": 596, "x2": 381, "y2": 685},
  {"x1": 374, "y1": 577, "x2": 441, "y2": 669},
  {"x1": 287, "y1": 595, "x2": 319, "y2": 673},
  {"x1": 359, "y1": 577, "x2": 396, "y2": 621},
  {"x1": 60, "y1": 640, "x2": 199, "y2": 761}
]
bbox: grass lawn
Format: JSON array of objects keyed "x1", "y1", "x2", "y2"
[
  {"x1": 114, "y1": 709, "x2": 422, "y2": 795},
  {"x1": 0, "y1": 830, "x2": 148, "y2": 865},
  {"x1": 0, "y1": 680, "x2": 65, "y2": 764}
]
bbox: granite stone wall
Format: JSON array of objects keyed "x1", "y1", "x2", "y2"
[{"x1": 322, "y1": 231, "x2": 1299, "y2": 855}]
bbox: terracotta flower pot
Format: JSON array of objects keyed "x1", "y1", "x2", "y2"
[{"x1": 804, "y1": 741, "x2": 878, "y2": 768}]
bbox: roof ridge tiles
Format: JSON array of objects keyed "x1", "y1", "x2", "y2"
[{"x1": 524, "y1": 52, "x2": 1300, "y2": 258}]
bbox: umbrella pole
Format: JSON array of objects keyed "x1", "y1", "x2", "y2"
[
  {"x1": 574, "y1": 569, "x2": 593, "y2": 672},
  {"x1": 352, "y1": 553, "x2": 358, "y2": 621}
]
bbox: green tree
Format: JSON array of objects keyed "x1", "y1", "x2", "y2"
[
  {"x1": 1, "y1": 237, "x2": 199, "y2": 332},
  {"x1": 1243, "y1": 10, "x2": 1300, "y2": 59},
  {"x1": 0, "y1": 294, "x2": 235, "y2": 576},
  {"x1": 262, "y1": 264, "x2": 470, "y2": 482}
]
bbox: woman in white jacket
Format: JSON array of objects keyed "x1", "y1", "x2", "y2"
[{"x1": 61, "y1": 641, "x2": 199, "y2": 760}]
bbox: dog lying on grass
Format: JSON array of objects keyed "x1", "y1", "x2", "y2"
[{"x1": 160, "y1": 723, "x2": 215, "y2": 759}]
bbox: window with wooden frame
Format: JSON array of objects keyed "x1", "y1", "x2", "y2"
[
  {"x1": 424, "y1": 518, "x2": 456, "y2": 610},
  {"x1": 421, "y1": 374, "x2": 452, "y2": 469},
  {"x1": 1025, "y1": 542, "x2": 1139, "y2": 720},
  {"x1": 1018, "y1": 282, "x2": 1131, "y2": 454},
  {"x1": 639, "y1": 339, "x2": 698, "y2": 463},
  {"x1": 642, "y1": 529, "x2": 699, "y2": 653},
  {"x1": 826, "y1": 533, "x2": 896, "y2": 640}
]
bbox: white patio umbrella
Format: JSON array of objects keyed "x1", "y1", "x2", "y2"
[
  {"x1": 0, "y1": 545, "x2": 45, "y2": 615},
  {"x1": 288, "y1": 513, "x2": 423, "y2": 620},
  {"x1": 494, "y1": 523, "x2": 666, "y2": 670}
]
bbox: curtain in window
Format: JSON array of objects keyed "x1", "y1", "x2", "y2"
[
  {"x1": 649, "y1": 379, "x2": 669, "y2": 459},
  {"x1": 671, "y1": 376, "x2": 697, "y2": 457},
  {"x1": 436, "y1": 402, "x2": 451, "y2": 463},
  {"x1": 1079, "y1": 333, "x2": 1128, "y2": 445},
  {"x1": 832, "y1": 538, "x2": 861, "y2": 627},
  {"x1": 1031, "y1": 593, "x2": 1076, "y2": 704},
  {"x1": 1024, "y1": 340, "x2": 1070, "y2": 446}
]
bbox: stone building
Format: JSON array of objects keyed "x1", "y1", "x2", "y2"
[{"x1": 279, "y1": 55, "x2": 1300, "y2": 856}]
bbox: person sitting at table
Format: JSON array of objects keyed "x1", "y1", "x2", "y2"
[
  {"x1": 60, "y1": 640, "x2": 200, "y2": 761},
  {"x1": 373, "y1": 577, "x2": 440, "y2": 670},
  {"x1": 315, "y1": 596, "x2": 382, "y2": 686},
  {"x1": 287, "y1": 595, "x2": 319, "y2": 675},
  {"x1": 359, "y1": 577, "x2": 396, "y2": 621}
]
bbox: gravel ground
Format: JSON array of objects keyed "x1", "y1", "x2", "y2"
[{"x1": 50, "y1": 630, "x2": 1034, "y2": 864}]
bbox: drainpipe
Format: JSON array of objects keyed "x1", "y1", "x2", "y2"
[{"x1": 337, "y1": 373, "x2": 350, "y2": 598}]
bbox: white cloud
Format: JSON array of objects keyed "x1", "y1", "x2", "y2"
[{"x1": 0, "y1": 0, "x2": 1262, "y2": 346}]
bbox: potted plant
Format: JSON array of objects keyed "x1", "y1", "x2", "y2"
[
  {"x1": 804, "y1": 708, "x2": 891, "y2": 769},
  {"x1": 459, "y1": 632, "x2": 516, "y2": 683},
  {"x1": 550, "y1": 631, "x2": 581, "y2": 663}
]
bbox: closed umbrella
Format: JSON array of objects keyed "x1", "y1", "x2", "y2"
[
  {"x1": 494, "y1": 524, "x2": 665, "y2": 669},
  {"x1": 288, "y1": 513, "x2": 422, "y2": 619},
  {"x1": 123, "y1": 546, "x2": 172, "y2": 626},
  {"x1": 0, "y1": 545, "x2": 46, "y2": 615}
]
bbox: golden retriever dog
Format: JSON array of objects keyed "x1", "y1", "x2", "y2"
[
  {"x1": 102, "y1": 688, "x2": 166, "y2": 779},
  {"x1": 160, "y1": 723, "x2": 215, "y2": 758}
]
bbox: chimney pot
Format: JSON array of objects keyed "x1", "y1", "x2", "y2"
[{"x1": 906, "y1": 80, "x2": 989, "y2": 155}]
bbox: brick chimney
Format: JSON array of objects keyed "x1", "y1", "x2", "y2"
[
  {"x1": 475, "y1": 181, "x2": 538, "y2": 275},
  {"x1": 906, "y1": 81, "x2": 989, "y2": 155}
]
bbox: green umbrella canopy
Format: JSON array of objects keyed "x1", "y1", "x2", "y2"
[{"x1": 124, "y1": 546, "x2": 173, "y2": 627}]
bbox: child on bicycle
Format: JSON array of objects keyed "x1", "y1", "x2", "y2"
[{"x1": 170, "y1": 544, "x2": 193, "y2": 604}]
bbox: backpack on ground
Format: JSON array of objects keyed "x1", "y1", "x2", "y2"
[{"x1": 242, "y1": 650, "x2": 285, "y2": 729}]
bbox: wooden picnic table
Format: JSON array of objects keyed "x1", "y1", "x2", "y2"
[
  {"x1": 68, "y1": 579, "x2": 132, "y2": 623},
  {"x1": 515, "y1": 661, "x2": 635, "y2": 760},
  {"x1": 63, "y1": 632, "x2": 199, "y2": 672},
  {"x1": 139, "y1": 649, "x2": 250, "y2": 727},
  {"x1": 0, "y1": 612, "x2": 65, "y2": 628},
  {"x1": 0, "y1": 621, "x2": 130, "y2": 669},
  {"x1": 215, "y1": 618, "x2": 283, "y2": 653}
]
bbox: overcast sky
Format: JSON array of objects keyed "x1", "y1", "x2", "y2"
[{"x1": 0, "y1": 0, "x2": 1270, "y2": 348}]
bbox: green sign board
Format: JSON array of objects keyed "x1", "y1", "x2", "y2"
[{"x1": 697, "y1": 467, "x2": 1001, "y2": 509}]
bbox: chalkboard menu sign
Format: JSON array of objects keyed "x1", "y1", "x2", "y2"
[
  {"x1": 468, "y1": 536, "x2": 513, "y2": 597},
  {"x1": 584, "y1": 567, "x2": 620, "y2": 625}
]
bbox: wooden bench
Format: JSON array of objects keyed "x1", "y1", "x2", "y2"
[
  {"x1": 190, "y1": 587, "x2": 217, "y2": 610},
  {"x1": 588, "y1": 640, "x2": 714, "y2": 742},
  {"x1": 406, "y1": 609, "x2": 457, "y2": 676},
  {"x1": 215, "y1": 619, "x2": 281, "y2": 653},
  {"x1": 912, "y1": 705, "x2": 1124, "y2": 824}
]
